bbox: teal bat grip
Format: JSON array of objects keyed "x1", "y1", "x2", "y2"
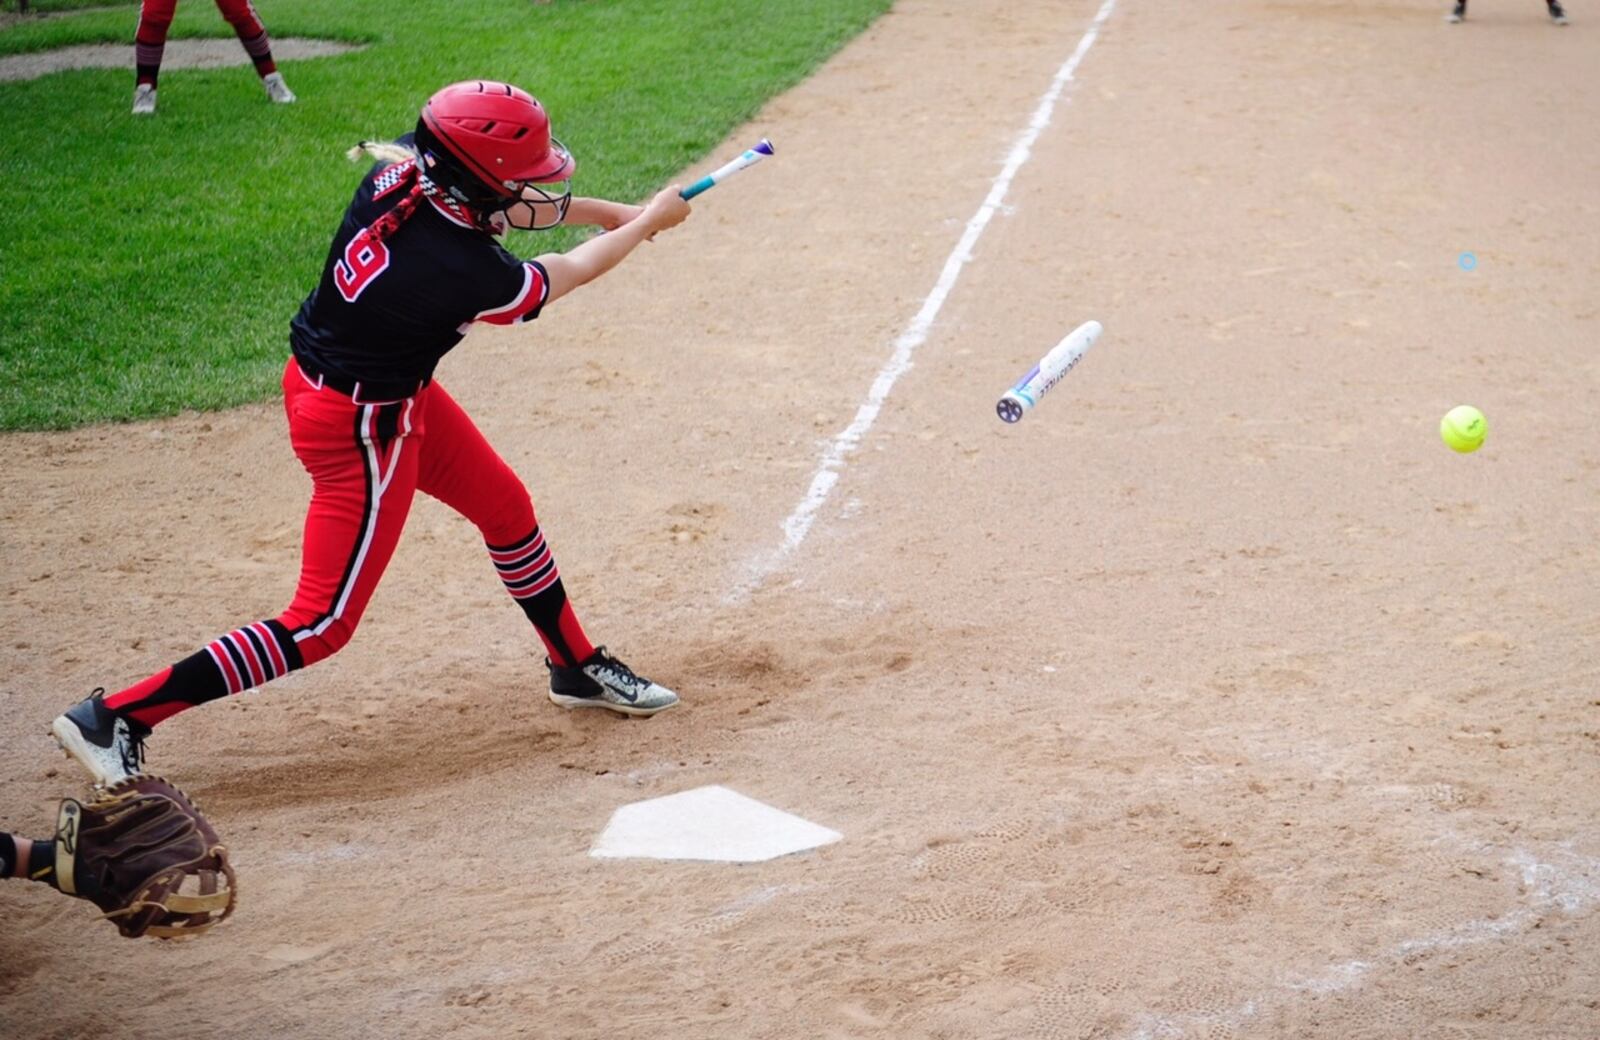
[{"x1": 680, "y1": 176, "x2": 716, "y2": 200}]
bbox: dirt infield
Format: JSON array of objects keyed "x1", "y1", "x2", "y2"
[
  {"x1": 0, "y1": 37, "x2": 359, "y2": 82},
  {"x1": 2, "y1": 1, "x2": 1598, "y2": 1038}
]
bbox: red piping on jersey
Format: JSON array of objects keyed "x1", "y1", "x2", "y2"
[{"x1": 475, "y1": 263, "x2": 547, "y2": 325}]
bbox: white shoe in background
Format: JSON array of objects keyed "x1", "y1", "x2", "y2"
[{"x1": 263, "y1": 71, "x2": 296, "y2": 104}]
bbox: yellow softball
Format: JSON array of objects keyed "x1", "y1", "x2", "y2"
[{"x1": 1440, "y1": 405, "x2": 1487, "y2": 454}]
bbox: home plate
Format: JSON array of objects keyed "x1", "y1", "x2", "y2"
[{"x1": 591, "y1": 785, "x2": 842, "y2": 862}]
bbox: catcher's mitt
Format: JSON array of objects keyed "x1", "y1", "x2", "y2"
[{"x1": 54, "y1": 775, "x2": 237, "y2": 940}]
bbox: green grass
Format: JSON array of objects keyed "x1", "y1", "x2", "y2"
[
  {"x1": 3, "y1": 1, "x2": 110, "y2": 15},
  {"x1": 0, "y1": 0, "x2": 890, "y2": 429}
]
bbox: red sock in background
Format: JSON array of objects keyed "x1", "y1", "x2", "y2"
[
  {"x1": 134, "y1": 0, "x2": 177, "y2": 87},
  {"x1": 215, "y1": 0, "x2": 278, "y2": 77}
]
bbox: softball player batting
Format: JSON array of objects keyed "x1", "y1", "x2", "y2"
[{"x1": 53, "y1": 80, "x2": 690, "y2": 787}]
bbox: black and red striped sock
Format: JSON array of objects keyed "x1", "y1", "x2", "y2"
[
  {"x1": 104, "y1": 619, "x2": 303, "y2": 728},
  {"x1": 221, "y1": 3, "x2": 278, "y2": 78},
  {"x1": 135, "y1": 35, "x2": 164, "y2": 87},
  {"x1": 133, "y1": 2, "x2": 173, "y2": 88},
  {"x1": 235, "y1": 29, "x2": 278, "y2": 77},
  {"x1": 487, "y1": 527, "x2": 594, "y2": 667}
]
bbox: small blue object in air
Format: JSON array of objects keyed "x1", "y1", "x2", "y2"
[{"x1": 1458, "y1": 251, "x2": 1477, "y2": 272}]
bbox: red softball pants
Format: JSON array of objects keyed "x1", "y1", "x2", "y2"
[
  {"x1": 279, "y1": 358, "x2": 577, "y2": 666},
  {"x1": 137, "y1": 0, "x2": 267, "y2": 41},
  {"x1": 105, "y1": 359, "x2": 592, "y2": 728}
]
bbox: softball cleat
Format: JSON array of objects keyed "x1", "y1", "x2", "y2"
[
  {"x1": 263, "y1": 72, "x2": 296, "y2": 104},
  {"x1": 51, "y1": 689, "x2": 150, "y2": 787},
  {"x1": 547, "y1": 647, "x2": 680, "y2": 717}
]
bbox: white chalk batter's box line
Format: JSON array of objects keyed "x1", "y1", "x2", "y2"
[
  {"x1": 1123, "y1": 839, "x2": 1600, "y2": 1039},
  {"x1": 982, "y1": 724, "x2": 1600, "y2": 1037},
  {"x1": 1108, "y1": 812, "x2": 1600, "y2": 1040}
]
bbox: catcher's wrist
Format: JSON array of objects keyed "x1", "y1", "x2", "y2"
[
  {"x1": 28, "y1": 839, "x2": 57, "y2": 886},
  {"x1": 0, "y1": 835, "x2": 56, "y2": 885}
]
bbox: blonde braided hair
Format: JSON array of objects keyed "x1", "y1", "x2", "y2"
[{"x1": 344, "y1": 140, "x2": 440, "y2": 244}]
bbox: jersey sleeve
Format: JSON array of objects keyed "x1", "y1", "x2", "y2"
[{"x1": 473, "y1": 248, "x2": 551, "y2": 327}]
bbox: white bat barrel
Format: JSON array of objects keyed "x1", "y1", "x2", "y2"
[
  {"x1": 680, "y1": 139, "x2": 775, "y2": 200},
  {"x1": 996, "y1": 320, "x2": 1103, "y2": 423}
]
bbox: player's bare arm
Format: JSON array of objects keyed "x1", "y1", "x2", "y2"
[
  {"x1": 563, "y1": 196, "x2": 643, "y2": 230},
  {"x1": 538, "y1": 186, "x2": 690, "y2": 304}
]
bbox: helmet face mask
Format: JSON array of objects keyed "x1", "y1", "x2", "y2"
[{"x1": 499, "y1": 166, "x2": 573, "y2": 232}]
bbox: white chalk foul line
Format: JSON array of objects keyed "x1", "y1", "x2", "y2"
[
  {"x1": 728, "y1": 0, "x2": 1119, "y2": 600},
  {"x1": 1122, "y1": 844, "x2": 1600, "y2": 1040}
]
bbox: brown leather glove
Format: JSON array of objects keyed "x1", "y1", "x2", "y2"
[{"x1": 55, "y1": 776, "x2": 236, "y2": 939}]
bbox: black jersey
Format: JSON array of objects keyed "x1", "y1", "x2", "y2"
[{"x1": 289, "y1": 143, "x2": 548, "y2": 386}]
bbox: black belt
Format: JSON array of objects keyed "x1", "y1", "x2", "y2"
[{"x1": 295, "y1": 357, "x2": 429, "y2": 404}]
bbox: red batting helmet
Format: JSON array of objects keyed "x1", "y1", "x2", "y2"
[{"x1": 414, "y1": 80, "x2": 576, "y2": 212}]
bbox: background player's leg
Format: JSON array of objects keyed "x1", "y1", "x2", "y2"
[
  {"x1": 213, "y1": 0, "x2": 295, "y2": 101},
  {"x1": 132, "y1": 0, "x2": 178, "y2": 112},
  {"x1": 52, "y1": 366, "x2": 424, "y2": 785},
  {"x1": 414, "y1": 383, "x2": 594, "y2": 668}
]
